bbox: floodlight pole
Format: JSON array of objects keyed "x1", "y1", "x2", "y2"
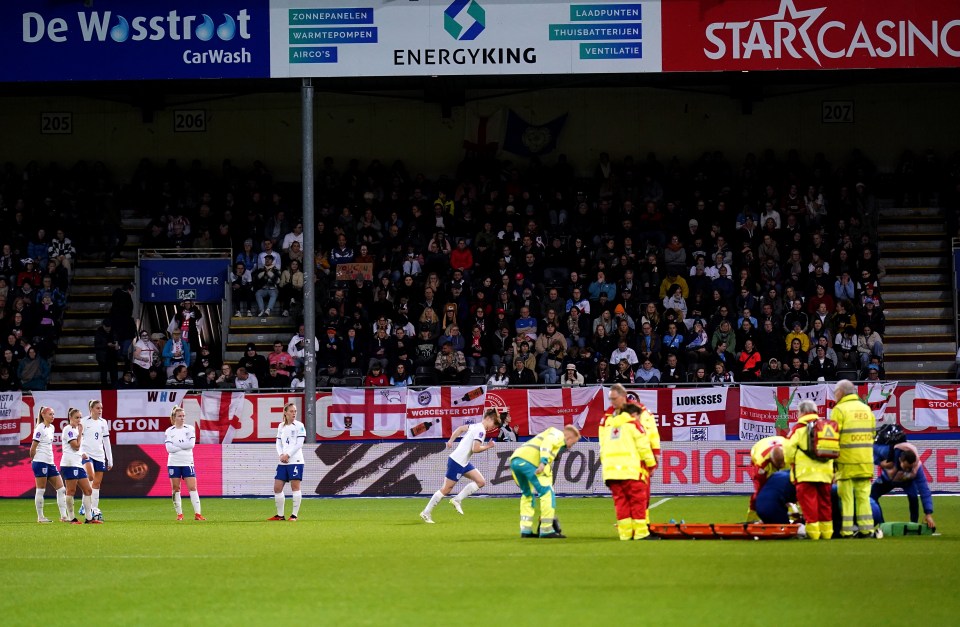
[{"x1": 302, "y1": 78, "x2": 317, "y2": 439}]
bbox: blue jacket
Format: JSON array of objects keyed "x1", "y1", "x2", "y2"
[{"x1": 873, "y1": 444, "x2": 933, "y2": 514}]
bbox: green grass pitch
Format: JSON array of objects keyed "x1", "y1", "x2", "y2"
[{"x1": 1, "y1": 495, "x2": 958, "y2": 626}]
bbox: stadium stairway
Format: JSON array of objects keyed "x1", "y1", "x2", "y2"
[
  {"x1": 225, "y1": 314, "x2": 300, "y2": 367},
  {"x1": 50, "y1": 210, "x2": 144, "y2": 389},
  {"x1": 878, "y1": 205, "x2": 956, "y2": 381}
]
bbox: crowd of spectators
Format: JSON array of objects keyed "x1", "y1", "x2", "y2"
[
  {"x1": 0, "y1": 161, "x2": 103, "y2": 390},
  {"x1": 119, "y1": 148, "x2": 960, "y2": 390},
  {"x1": 8, "y1": 147, "x2": 959, "y2": 390}
]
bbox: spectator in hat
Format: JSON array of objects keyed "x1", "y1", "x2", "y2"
[
  {"x1": 253, "y1": 255, "x2": 281, "y2": 316},
  {"x1": 236, "y1": 238, "x2": 258, "y2": 273},
  {"x1": 237, "y1": 343, "x2": 268, "y2": 380},
  {"x1": 561, "y1": 362, "x2": 585, "y2": 387},
  {"x1": 865, "y1": 363, "x2": 882, "y2": 381}
]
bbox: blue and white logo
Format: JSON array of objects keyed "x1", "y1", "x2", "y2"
[{"x1": 444, "y1": 0, "x2": 485, "y2": 41}]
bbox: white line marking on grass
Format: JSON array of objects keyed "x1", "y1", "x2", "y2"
[{"x1": 648, "y1": 498, "x2": 671, "y2": 510}]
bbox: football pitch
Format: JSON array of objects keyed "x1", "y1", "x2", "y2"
[{"x1": 1, "y1": 496, "x2": 958, "y2": 626}]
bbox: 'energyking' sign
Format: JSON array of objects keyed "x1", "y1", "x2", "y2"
[{"x1": 662, "y1": 0, "x2": 960, "y2": 71}]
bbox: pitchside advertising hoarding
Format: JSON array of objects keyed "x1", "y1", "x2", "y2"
[{"x1": 3, "y1": 0, "x2": 955, "y2": 82}]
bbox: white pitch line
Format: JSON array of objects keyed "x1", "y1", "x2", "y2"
[{"x1": 648, "y1": 497, "x2": 671, "y2": 510}]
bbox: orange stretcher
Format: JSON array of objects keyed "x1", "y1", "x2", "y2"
[{"x1": 649, "y1": 523, "x2": 801, "y2": 539}]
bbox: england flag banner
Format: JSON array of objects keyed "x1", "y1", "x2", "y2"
[
  {"x1": 329, "y1": 387, "x2": 407, "y2": 437},
  {"x1": 405, "y1": 386, "x2": 486, "y2": 440},
  {"x1": 527, "y1": 386, "x2": 604, "y2": 435},
  {"x1": 914, "y1": 382, "x2": 960, "y2": 428},
  {"x1": 739, "y1": 384, "x2": 825, "y2": 441},
  {"x1": 196, "y1": 391, "x2": 246, "y2": 444}
]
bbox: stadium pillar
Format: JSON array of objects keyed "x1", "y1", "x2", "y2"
[{"x1": 302, "y1": 78, "x2": 317, "y2": 439}]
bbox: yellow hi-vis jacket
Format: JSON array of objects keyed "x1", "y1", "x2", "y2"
[
  {"x1": 600, "y1": 411, "x2": 657, "y2": 482},
  {"x1": 510, "y1": 427, "x2": 566, "y2": 478},
  {"x1": 833, "y1": 393, "x2": 876, "y2": 479},
  {"x1": 636, "y1": 407, "x2": 661, "y2": 458},
  {"x1": 783, "y1": 412, "x2": 834, "y2": 484},
  {"x1": 750, "y1": 435, "x2": 786, "y2": 478}
]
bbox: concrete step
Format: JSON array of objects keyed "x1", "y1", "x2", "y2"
[
  {"x1": 53, "y1": 353, "x2": 98, "y2": 366},
  {"x1": 882, "y1": 273, "x2": 948, "y2": 286},
  {"x1": 879, "y1": 207, "x2": 943, "y2": 218},
  {"x1": 883, "y1": 323, "x2": 953, "y2": 338},
  {"x1": 878, "y1": 239, "x2": 949, "y2": 254},
  {"x1": 65, "y1": 301, "x2": 113, "y2": 315},
  {"x1": 884, "y1": 341, "x2": 955, "y2": 354},
  {"x1": 228, "y1": 332, "x2": 294, "y2": 346},
  {"x1": 229, "y1": 315, "x2": 298, "y2": 331},
  {"x1": 885, "y1": 306, "x2": 951, "y2": 320},
  {"x1": 882, "y1": 290, "x2": 951, "y2": 304},
  {"x1": 47, "y1": 371, "x2": 103, "y2": 383},
  {"x1": 882, "y1": 256, "x2": 949, "y2": 269},
  {"x1": 57, "y1": 335, "x2": 95, "y2": 348},
  {"x1": 883, "y1": 359, "x2": 956, "y2": 379},
  {"x1": 61, "y1": 319, "x2": 103, "y2": 332},
  {"x1": 73, "y1": 266, "x2": 136, "y2": 279},
  {"x1": 124, "y1": 217, "x2": 152, "y2": 230},
  {"x1": 878, "y1": 223, "x2": 945, "y2": 235},
  {"x1": 70, "y1": 284, "x2": 118, "y2": 298}
]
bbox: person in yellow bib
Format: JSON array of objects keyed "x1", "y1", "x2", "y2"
[
  {"x1": 783, "y1": 400, "x2": 834, "y2": 540},
  {"x1": 509, "y1": 425, "x2": 581, "y2": 538},
  {"x1": 832, "y1": 379, "x2": 876, "y2": 537},
  {"x1": 600, "y1": 403, "x2": 658, "y2": 540},
  {"x1": 747, "y1": 435, "x2": 786, "y2": 522}
]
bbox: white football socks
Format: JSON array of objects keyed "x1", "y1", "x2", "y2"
[
  {"x1": 82, "y1": 495, "x2": 93, "y2": 521},
  {"x1": 424, "y1": 490, "x2": 444, "y2": 515},
  {"x1": 173, "y1": 492, "x2": 183, "y2": 515},
  {"x1": 189, "y1": 490, "x2": 201, "y2": 515},
  {"x1": 292, "y1": 491, "x2": 302, "y2": 516},
  {"x1": 274, "y1": 493, "x2": 286, "y2": 516},
  {"x1": 35, "y1": 488, "x2": 44, "y2": 518},
  {"x1": 92, "y1": 488, "x2": 100, "y2": 510},
  {"x1": 65, "y1": 495, "x2": 75, "y2": 520},
  {"x1": 454, "y1": 481, "x2": 479, "y2": 503},
  {"x1": 56, "y1": 487, "x2": 67, "y2": 519}
]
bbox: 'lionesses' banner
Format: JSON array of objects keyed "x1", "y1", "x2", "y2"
[
  {"x1": 662, "y1": 0, "x2": 960, "y2": 72},
  {"x1": 914, "y1": 382, "x2": 960, "y2": 428},
  {"x1": 669, "y1": 387, "x2": 728, "y2": 441},
  {"x1": 527, "y1": 387, "x2": 604, "y2": 434},
  {"x1": 601, "y1": 387, "x2": 728, "y2": 441},
  {"x1": 0, "y1": 392, "x2": 21, "y2": 446},
  {"x1": 405, "y1": 386, "x2": 487, "y2": 439}
]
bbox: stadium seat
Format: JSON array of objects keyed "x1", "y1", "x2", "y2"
[
  {"x1": 343, "y1": 376, "x2": 363, "y2": 387},
  {"x1": 836, "y1": 369, "x2": 860, "y2": 381}
]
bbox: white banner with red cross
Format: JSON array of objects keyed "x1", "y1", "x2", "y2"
[
  {"x1": 527, "y1": 387, "x2": 604, "y2": 435},
  {"x1": 914, "y1": 382, "x2": 960, "y2": 428},
  {"x1": 405, "y1": 386, "x2": 487, "y2": 439},
  {"x1": 739, "y1": 385, "x2": 825, "y2": 441},
  {"x1": 330, "y1": 387, "x2": 408, "y2": 435},
  {"x1": 196, "y1": 391, "x2": 245, "y2": 444}
]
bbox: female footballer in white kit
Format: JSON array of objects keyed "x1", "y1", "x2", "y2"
[
  {"x1": 60, "y1": 408, "x2": 97, "y2": 524},
  {"x1": 269, "y1": 403, "x2": 305, "y2": 521},
  {"x1": 165, "y1": 406, "x2": 205, "y2": 521},
  {"x1": 80, "y1": 399, "x2": 113, "y2": 518},
  {"x1": 28, "y1": 406, "x2": 68, "y2": 523},
  {"x1": 419, "y1": 408, "x2": 501, "y2": 523}
]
